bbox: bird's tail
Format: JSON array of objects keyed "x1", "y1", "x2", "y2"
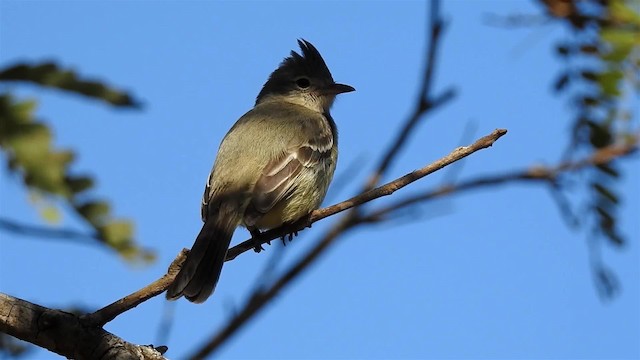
[{"x1": 166, "y1": 216, "x2": 236, "y2": 303}]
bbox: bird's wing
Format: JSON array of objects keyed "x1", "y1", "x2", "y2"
[{"x1": 252, "y1": 137, "x2": 332, "y2": 213}]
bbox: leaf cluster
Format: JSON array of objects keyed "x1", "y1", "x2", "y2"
[
  {"x1": 544, "y1": 0, "x2": 639, "y2": 297},
  {"x1": 0, "y1": 62, "x2": 153, "y2": 262}
]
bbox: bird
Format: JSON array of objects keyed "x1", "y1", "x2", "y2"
[{"x1": 166, "y1": 39, "x2": 354, "y2": 303}]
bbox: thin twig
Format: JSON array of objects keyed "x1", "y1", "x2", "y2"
[
  {"x1": 0, "y1": 218, "x2": 99, "y2": 242},
  {"x1": 359, "y1": 143, "x2": 637, "y2": 223},
  {"x1": 362, "y1": 0, "x2": 456, "y2": 191},
  {"x1": 226, "y1": 129, "x2": 508, "y2": 260},
  {"x1": 81, "y1": 250, "x2": 188, "y2": 326}
]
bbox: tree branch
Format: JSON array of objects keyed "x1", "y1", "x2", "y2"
[
  {"x1": 363, "y1": 0, "x2": 456, "y2": 191},
  {"x1": 225, "y1": 128, "x2": 508, "y2": 261},
  {"x1": 359, "y1": 143, "x2": 638, "y2": 223},
  {"x1": 0, "y1": 218, "x2": 99, "y2": 243},
  {"x1": 0, "y1": 293, "x2": 166, "y2": 360},
  {"x1": 81, "y1": 250, "x2": 188, "y2": 327}
]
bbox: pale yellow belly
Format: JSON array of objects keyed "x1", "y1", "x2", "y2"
[
  {"x1": 244, "y1": 152, "x2": 336, "y2": 230},
  {"x1": 253, "y1": 202, "x2": 292, "y2": 229}
]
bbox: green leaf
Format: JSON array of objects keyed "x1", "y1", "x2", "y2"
[
  {"x1": 0, "y1": 73, "x2": 148, "y2": 262},
  {"x1": 28, "y1": 192, "x2": 62, "y2": 224},
  {"x1": 586, "y1": 120, "x2": 613, "y2": 148},
  {"x1": 601, "y1": 28, "x2": 637, "y2": 62},
  {"x1": 39, "y1": 205, "x2": 62, "y2": 224},
  {"x1": 0, "y1": 96, "x2": 38, "y2": 141},
  {"x1": 601, "y1": 28, "x2": 638, "y2": 49},
  {"x1": 77, "y1": 201, "x2": 111, "y2": 226},
  {"x1": 96, "y1": 220, "x2": 155, "y2": 263},
  {"x1": 597, "y1": 70, "x2": 624, "y2": 96},
  {"x1": 99, "y1": 220, "x2": 134, "y2": 247},
  {"x1": 610, "y1": 0, "x2": 640, "y2": 25},
  {"x1": 0, "y1": 62, "x2": 142, "y2": 108},
  {"x1": 66, "y1": 175, "x2": 95, "y2": 194}
]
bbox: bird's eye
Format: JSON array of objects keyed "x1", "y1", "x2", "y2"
[{"x1": 295, "y1": 77, "x2": 311, "y2": 89}]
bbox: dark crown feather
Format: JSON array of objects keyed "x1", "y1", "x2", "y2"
[{"x1": 256, "y1": 39, "x2": 335, "y2": 104}]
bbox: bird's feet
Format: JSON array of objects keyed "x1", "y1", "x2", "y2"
[
  {"x1": 280, "y1": 231, "x2": 299, "y2": 246},
  {"x1": 249, "y1": 227, "x2": 266, "y2": 253},
  {"x1": 280, "y1": 213, "x2": 312, "y2": 246}
]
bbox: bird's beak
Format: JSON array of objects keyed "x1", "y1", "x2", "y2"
[{"x1": 325, "y1": 83, "x2": 355, "y2": 95}]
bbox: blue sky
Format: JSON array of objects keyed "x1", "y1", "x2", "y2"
[{"x1": 1, "y1": 1, "x2": 638, "y2": 359}]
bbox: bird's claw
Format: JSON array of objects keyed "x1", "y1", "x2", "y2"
[
  {"x1": 249, "y1": 227, "x2": 264, "y2": 253},
  {"x1": 280, "y1": 231, "x2": 299, "y2": 246}
]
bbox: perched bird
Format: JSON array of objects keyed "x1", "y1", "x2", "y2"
[{"x1": 166, "y1": 39, "x2": 354, "y2": 303}]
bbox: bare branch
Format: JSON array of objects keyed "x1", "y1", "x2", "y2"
[
  {"x1": 0, "y1": 218, "x2": 99, "y2": 243},
  {"x1": 362, "y1": 1, "x2": 456, "y2": 191},
  {"x1": 361, "y1": 143, "x2": 638, "y2": 222},
  {"x1": 82, "y1": 250, "x2": 188, "y2": 327},
  {"x1": 225, "y1": 129, "x2": 508, "y2": 261},
  {"x1": 0, "y1": 293, "x2": 167, "y2": 360}
]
